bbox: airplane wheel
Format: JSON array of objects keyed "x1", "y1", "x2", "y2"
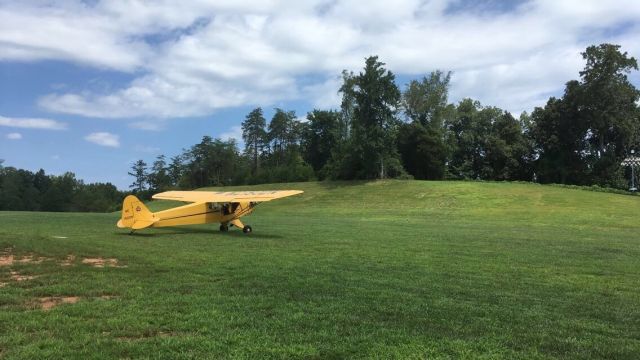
[
  {"x1": 242, "y1": 225, "x2": 252, "y2": 234},
  {"x1": 220, "y1": 224, "x2": 229, "y2": 232}
]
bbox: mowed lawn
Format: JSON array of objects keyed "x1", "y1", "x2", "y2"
[{"x1": 1, "y1": 180, "x2": 639, "y2": 359}]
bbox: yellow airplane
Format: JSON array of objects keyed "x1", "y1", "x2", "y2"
[{"x1": 116, "y1": 190, "x2": 303, "y2": 233}]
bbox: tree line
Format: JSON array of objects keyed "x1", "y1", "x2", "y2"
[
  {"x1": 130, "y1": 43, "x2": 639, "y2": 194},
  {"x1": 0, "y1": 162, "x2": 124, "y2": 212},
  {"x1": 2, "y1": 43, "x2": 635, "y2": 213}
]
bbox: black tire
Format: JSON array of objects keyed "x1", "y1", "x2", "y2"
[
  {"x1": 219, "y1": 224, "x2": 229, "y2": 232},
  {"x1": 242, "y1": 225, "x2": 252, "y2": 234}
]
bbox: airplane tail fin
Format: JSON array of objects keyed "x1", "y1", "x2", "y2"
[{"x1": 117, "y1": 195, "x2": 157, "y2": 230}]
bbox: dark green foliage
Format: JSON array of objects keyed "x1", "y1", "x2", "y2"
[
  {"x1": 398, "y1": 71, "x2": 453, "y2": 180},
  {"x1": 143, "y1": 109, "x2": 312, "y2": 189},
  {"x1": 338, "y1": 70, "x2": 356, "y2": 140},
  {"x1": 0, "y1": 168, "x2": 38, "y2": 211},
  {"x1": 398, "y1": 122, "x2": 447, "y2": 180},
  {"x1": 265, "y1": 108, "x2": 308, "y2": 179},
  {"x1": 532, "y1": 44, "x2": 640, "y2": 187},
  {"x1": 446, "y1": 99, "x2": 535, "y2": 181},
  {"x1": 268, "y1": 108, "x2": 297, "y2": 164},
  {"x1": 484, "y1": 112, "x2": 535, "y2": 181},
  {"x1": 0, "y1": 167, "x2": 124, "y2": 212},
  {"x1": 581, "y1": 44, "x2": 640, "y2": 186},
  {"x1": 128, "y1": 160, "x2": 148, "y2": 192},
  {"x1": 167, "y1": 155, "x2": 184, "y2": 188},
  {"x1": 257, "y1": 109, "x2": 313, "y2": 184},
  {"x1": 446, "y1": 99, "x2": 494, "y2": 179},
  {"x1": 335, "y1": 56, "x2": 404, "y2": 179},
  {"x1": 402, "y1": 70, "x2": 452, "y2": 127},
  {"x1": 147, "y1": 155, "x2": 171, "y2": 192},
  {"x1": 181, "y1": 136, "x2": 244, "y2": 188},
  {"x1": 302, "y1": 110, "x2": 341, "y2": 178},
  {"x1": 250, "y1": 149, "x2": 315, "y2": 184},
  {"x1": 531, "y1": 93, "x2": 588, "y2": 184},
  {"x1": 33, "y1": 169, "x2": 51, "y2": 195},
  {"x1": 72, "y1": 182, "x2": 123, "y2": 212},
  {"x1": 242, "y1": 107, "x2": 268, "y2": 175}
]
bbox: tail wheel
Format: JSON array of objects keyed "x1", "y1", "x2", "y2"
[
  {"x1": 242, "y1": 225, "x2": 252, "y2": 234},
  {"x1": 219, "y1": 224, "x2": 229, "y2": 232}
]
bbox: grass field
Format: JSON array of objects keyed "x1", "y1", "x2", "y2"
[{"x1": 1, "y1": 180, "x2": 639, "y2": 359}]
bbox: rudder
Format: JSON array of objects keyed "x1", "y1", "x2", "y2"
[{"x1": 117, "y1": 195, "x2": 156, "y2": 230}]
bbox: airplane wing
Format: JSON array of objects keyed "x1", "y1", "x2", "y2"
[{"x1": 151, "y1": 190, "x2": 303, "y2": 203}]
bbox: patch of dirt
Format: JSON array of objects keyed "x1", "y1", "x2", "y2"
[
  {"x1": 81, "y1": 257, "x2": 126, "y2": 268},
  {"x1": 15, "y1": 255, "x2": 47, "y2": 264},
  {"x1": 60, "y1": 254, "x2": 76, "y2": 266},
  {"x1": 0, "y1": 254, "x2": 14, "y2": 266},
  {"x1": 38, "y1": 296, "x2": 80, "y2": 311},
  {"x1": 0, "y1": 249, "x2": 50, "y2": 266},
  {"x1": 29, "y1": 295, "x2": 116, "y2": 311},
  {"x1": 0, "y1": 282, "x2": 6, "y2": 288},
  {"x1": 10, "y1": 271, "x2": 37, "y2": 281}
]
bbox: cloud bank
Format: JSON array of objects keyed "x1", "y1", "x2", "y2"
[{"x1": 2, "y1": 0, "x2": 640, "y2": 118}]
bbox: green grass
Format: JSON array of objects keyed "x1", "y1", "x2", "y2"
[{"x1": 1, "y1": 180, "x2": 639, "y2": 359}]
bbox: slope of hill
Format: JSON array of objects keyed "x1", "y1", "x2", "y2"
[{"x1": 1, "y1": 181, "x2": 639, "y2": 358}]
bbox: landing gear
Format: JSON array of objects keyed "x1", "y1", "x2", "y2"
[
  {"x1": 229, "y1": 219, "x2": 251, "y2": 234},
  {"x1": 220, "y1": 222, "x2": 250, "y2": 233}
]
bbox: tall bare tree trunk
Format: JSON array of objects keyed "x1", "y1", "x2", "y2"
[{"x1": 253, "y1": 142, "x2": 259, "y2": 175}]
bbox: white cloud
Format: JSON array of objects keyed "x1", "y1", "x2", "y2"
[
  {"x1": 0, "y1": 3, "x2": 148, "y2": 71},
  {"x1": 0, "y1": 115, "x2": 67, "y2": 130},
  {"x1": 449, "y1": 46, "x2": 585, "y2": 114},
  {"x1": 302, "y1": 76, "x2": 343, "y2": 109},
  {"x1": 6, "y1": 132, "x2": 22, "y2": 140},
  {"x1": 219, "y1": 125, "x2": 243, "y2": 145},
  {"x1": 2, "y1": 0, "x2": 639, "y2": 117},
  {"x1": 85, "y1": 132, "x2": 120, "y2": 148}
]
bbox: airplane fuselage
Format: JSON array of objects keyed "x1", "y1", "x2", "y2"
[
  {"x1": 118, "y1": 190, "x2": 302, "y2": 233},
  {"x1": 150, "y1": 201, "x2": 255, "y2": 227}
]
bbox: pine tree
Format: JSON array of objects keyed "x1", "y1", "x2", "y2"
[
  {"x1": 128, "y1": 160, "x2": 148, "y2": 192},
  {"x1": 351, "y1": 56, "x2": 402, "y2": 179},
  {"x1": 242, "y1": 107, "x2": 267, "y2": 175}
]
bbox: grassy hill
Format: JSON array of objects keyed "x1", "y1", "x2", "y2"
[{"x1": 1, "y1": 181, "x2": 639, "y2": 358}]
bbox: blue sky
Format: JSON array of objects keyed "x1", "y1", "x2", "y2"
[{"x1": 1, "y1": 0, "x2": 639, "y2": 189}]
